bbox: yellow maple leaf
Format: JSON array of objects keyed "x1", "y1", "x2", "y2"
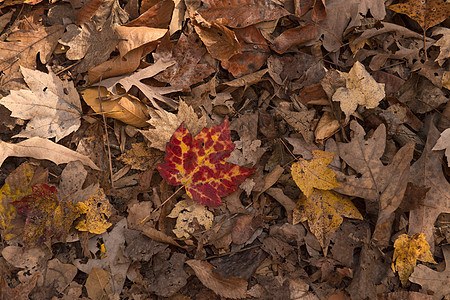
[
  {"x1": 392, "y1": 233, "x2": 436, "y2": 286},
  {"x1": 293, "y1": 189, "x2": 362, "y2": 253},
  {"x1": 332, "y1": 61, "x2": 385, "y2": 120},
  {"x1": 76, "y1": 188, "x2": 113, "y2": 235},
  {"x1": 291, "y1": 150, "x2": 340, "y2": 198}
]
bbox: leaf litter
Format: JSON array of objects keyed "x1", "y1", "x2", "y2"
[{"x1": 0, "y1": 0, "x2": 449, "y2": 298}]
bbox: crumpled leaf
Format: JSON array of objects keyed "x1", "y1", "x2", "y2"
[
  {"x1": 157, "y1": 119, "x2": 254, "y2": 207},
  {"x1": 291, "y1": 150, "x2": 340, "y2": 198},
  {"x1": 408, "y1": 119, "x2": 450, "y2": 246},
  {"x1": 81, "y1": 86, "x2": 150, "y2": 127},
  {"x1": 332, "y1": 61, "x2": 385, "y2": 119},
  {"x1": 388, "y1": 0, "x2": 450, "y2": 31},
  {"x1": 119, "y1": 143, "x2": 164, "y2": 171},
  {"x1": 432, "y1": 27, "x2": 450, "y2": 66},
  {"x1": 277, "y1": 106, "x2": 316, "y2": 144},
  {"x1": 0, "y1": 66, "x2": 82, "y2": 141},
  {"x1": 12, "y1": 184, "x2": 81, "y2": 248},
  {"x1": 76, "y1": 187, "x2": 113, "y2": 234},
  {"x1": 392, "y1": 233, "x2": 436, "y2": 286},
  {"x1": 0, "y1": 137, "x2": 99, "y2": 170},
  {"x1": 410, "y1": 245, "x2": 450, "y2": 300},
  {"x1": 293, "y1": 189, "x2": 362, "y2": 253},
  {"x1": 334, "y1": 121, "x2": 414, "y2": 246},
  {"x1": 186, "y1": 259, "x2": 248, "y2": 299},
  {"x1": 432, "y1": 127, "x2": 450, "y2": 166},
  {"x1": 0, "y1": 162, "x2": 47, "y2": 241},
  {"x1": 140, "y1": 100, "x2": 207, "y2": 151},
  {"x1": 167, "y1": 199, "x2": 214, "y2": 238}
]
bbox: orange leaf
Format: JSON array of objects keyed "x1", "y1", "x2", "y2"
[{"x1": 157, "y1": 119, "x2": 254, "y2": 207}]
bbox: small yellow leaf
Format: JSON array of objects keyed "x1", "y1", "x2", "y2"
[
  {"x1": 291, "y1": 150, "x2": 340, "y2": 198},
  {"x1": 392, "y1": 233, "x2": 436, "y2": 286},
  {"x1": 332, "y1": 61, "x2": 385, "y2": 119},
  {"x1": 295, "y1": 189, "x2": 362, "y2": 253},
  {"x1": 76, "y1": 188, "x2": 113, "y2": 235},
  {"x1": 167, "y1": 200, "x2": 214, "y2": 238}
]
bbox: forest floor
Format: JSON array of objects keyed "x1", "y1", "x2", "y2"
[{"x1": 0, "y1": 0, "x2": 449, "y2": 299}]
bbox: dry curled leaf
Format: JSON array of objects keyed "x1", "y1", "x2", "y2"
[{"x1": 167, "y1": 199, "x2": 213, "y2": 238}]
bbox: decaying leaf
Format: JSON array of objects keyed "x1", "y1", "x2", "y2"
[
  {"x1": 0, "y1": 66, "x2": 82, "y2": 141},
  {"x1": 140, "y1": 100, "x2": 207, "y2": 151},
  {"x1": 81, "y1": 86, "x2": 150, "y2": 127},
  {"x1": 392, "y1": 233, "x2": 436, "y2": 286},
  {"x1": 0, "y1": 162, "x2": 47, "y2": 241},
  {"x1": 12, "y1": 184, "x2": 81, "y2": 248},
  {"x1": 157, "y1": 119, "x2": 254, "y2": 207},
  {"x1": 119, "y1": 143, "x2": 164, "y2": 171},
  {"x1": 334, "y1": 121, "x2": 414, "y2": 246},
  {"x1": 410, "y1": 245, "x2": 450, "y2": 300},
  {"x1": 167, "y1": 199, "x2": 213, "y2": 238},
  {"x1": 388, "y1": 0, "x2": 450, "y2": 31},
  {"x1": 0, "y1": 137, "x2": 99, "y2": 170},
  {"x1": 332, "y1": 61, "x2": 385, "y2": 119},
  {"x1": 408, "y1": 119, "x2": 450, "y2": 245},
  {"x1": 291, "y1": 150, "x2": 340, "y2": 198},
  {"x1": 432, "y1": 127, "x2": 450, "y2": 166},
  {"x1": 76, "y1": 187, "x2": 113, "y2": 234},
  {"x1": 186, "y1": 259, "x2": 248, "y2": 299},
  {"x1": 85, "y1": 267, "x2": 112, "y2": 300},
  {"x1": 293, "y1": 189, "x2": 362, "y2": 253}
]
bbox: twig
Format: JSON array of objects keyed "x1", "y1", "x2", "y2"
[{"x1": 139, "y1": 185, "x2": 184, "y2": 224}]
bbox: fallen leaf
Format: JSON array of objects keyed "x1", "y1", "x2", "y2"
[
  {"x1": 0, "y1": 24, "x2": 64, "y2": 92},
  {"x1": 199, "y1": 0, "x2": 289, "y2": 28},
  {"x1": 0, "y1": 67, "x2": 82, "y2": 141},
  {"x1": 95, "y1": 59, "x2": 180, "y2": 108},
  {"x1": 293, "y1": 189, "x2": 362, "y2": 253},
  {"x1": 0, "y1": 273, "x2": 39, "y2": 299},
  {"x1": 125, "y1": 0, "x2": 174, "y2": 28},
  {"x1": 154, "y1": 33, "x2": 215, "y2": 89},
  {"x1": 314, "y1": 111, "x2": 341, "y2": 143},
  {"x1": 408, "y1": 119, "x2": 450, "y2": 245},
  {"x1": 272, "y1": 24, "x2": 319, "y2": 54},
  {"x1": 75, "y1": 0, "x2": 105, "y2": 25},
  {"x1": 291, "y1": 150, "x2": 340, "y2": 198},
  {"x1": 0, "y1": 137, "x2": 99, "y2": 170},
  {"x1": 2, "y1": 245, "x2": 51, "y2": 283},
  {"x1": 392, "y1": 233, "x2": 436, "y2": 286},
  {"x1": 12, "y1": 183, "x2": 81, "y2": 248},
  {"x1": 432, "y1": 127, "x2": 450, "y2": 166},
  {"x1": 186, "y1": 259, "x2": 248, "y2": 299},
  {"x1": 167, "y1": 199, "x2": 214, "y2": 238},
  {"x1": 140, "y1": 100, "x2": 207, "y2": 151},
  {"x1": 76, "y1": 187, "x2": 113, "y2": 234},
  {"x1": 410, "y1": 245, "x2": 450, "y2": 300},
  {"x1": 85, "y1": 267, "x2": 112, "y2": 300},
  {"x1": 157, "y1": 119, "x2": 255, "y2": 207},
  {"x1": 115, "y1": 26, "x2": 167, "y2": 57},
  {"x1": 277, "y1": 105, "x2": 315, "y2": 144},
  {"x1": 0, "y1": 162, "x2": 47, "y2": 241},
  {"x1": 192, "y1": 12, "x2": 241, "y2": 62},
  {"x1": 119, "y1": 143, "x2": 164, "y2": 171},
  {"x1": 81, "y1": 86, "x2": 150, "y2": 127},
  {"x1": 332, "y1": 61, "x2": 385, "y2": 119},
  {"x1": 43, "y1": 258, "x2": 78, "y2": 293},
  {"x1": 334, "y1": 121, "x2": 414, "y2": 246},
  {"x1": 432, "y1": 27, "x2": 450, "y2": 66},
  {"x1": 388, "y1": 0, "x2": 450, "y2": 31}
]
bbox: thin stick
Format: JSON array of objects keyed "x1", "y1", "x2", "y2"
[
  {"x1": 140, "y1": 185, "x2": 184, "y2": 224},
  {"x1": 97, "y1": 78, "x2": 115, "y2": 189}
]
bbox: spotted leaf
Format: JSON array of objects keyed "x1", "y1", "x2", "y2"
[{"x1": 157, "y1": 119, "x2": 254, "y2": 207}]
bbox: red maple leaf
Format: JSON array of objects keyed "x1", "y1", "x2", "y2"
[{"x1": 157, "y1": 119, "x2": 254, "y2": 207}]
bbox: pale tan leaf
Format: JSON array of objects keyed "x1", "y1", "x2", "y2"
[
  {"x1": 0, "y1": 67, "x2": 81, "y2": 141},
  {"x1": 116, "y1": 26, "x2": 167, "y2": 57},
  {"x1": 85, "y1": 268, "x2": 112, "y2": 300},
  {"x1": 0, "y1": 137, "x2": 99, "y2": 170},
  {"x1": 167, "y1": 200, "x2": 213, "y2": 238}
]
